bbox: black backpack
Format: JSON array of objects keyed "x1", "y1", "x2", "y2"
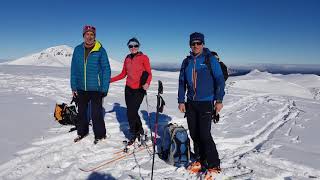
[
  {"x1": 210, "y1": 51, "x2": 229, "y2": 81},
  {"x1": 182, "y1": 51, "x2": 229, "y2": 81},
  {"x1": 54, "y1": 97, "x2": 78, "y2": 126}
]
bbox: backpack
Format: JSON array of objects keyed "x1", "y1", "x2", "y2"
[
  {"x1": 159, "y1": 123, "x2": 191, "y2": 167},
  {"x1": 182, "y1": 50, "x2": 229, "y2": 81},
  {"x1": 210, "y1": 51, "x2": 229, "y2": 81},
  {"x1": 54, "y1": 98, "x2": 78, "y2": 126}
]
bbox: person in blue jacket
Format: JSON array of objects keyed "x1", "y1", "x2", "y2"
[
  {"x1": 71, "y1": 25, "x2": 111, "y2": 144},
  {"x1": 178, "y1": 32, "x2": 225, "y2": 176}
]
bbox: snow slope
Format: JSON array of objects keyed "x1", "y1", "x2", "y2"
[
  {"x1": 4, "y1": 45, "x2": 123, "y2": 71},
  {"x1": 0, "y1": 65, "x2": 319, "y2": 179}
]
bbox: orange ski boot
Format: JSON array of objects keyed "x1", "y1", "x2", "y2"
[
  {"x1": 204, "y1": 167, "x2": 221, "y2": 180},
  {"x1": 187, "y1": 161, "x2": 202, "y2": 174}
]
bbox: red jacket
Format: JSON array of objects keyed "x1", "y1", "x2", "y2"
[{"x1": 111, "y1": 52, "x2": 152, "y2": 89}]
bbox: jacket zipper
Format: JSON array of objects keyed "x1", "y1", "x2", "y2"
[
  {"x1": 84, "y1": 48, "x2": 93, "y2": 91},
  {"x1": 84, "y1": 49, "x2": 87, "y2": 91},
  {"x1": 98, "y1": 75, "x2": 100, "y2": 87},
  {"x1": 192, "y1": 57, "x2": 197, "y2": 100}
]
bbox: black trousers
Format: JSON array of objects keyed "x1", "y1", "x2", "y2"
[
  {"x1": 125, "y1": 86, "x2": 145, "y2": 137},
  {"x1": 77, "y1": 91, "x2": 106, "y2": 139},
  {"x1": 186, "y1": 100, "x2": 220, "y2": 168}
]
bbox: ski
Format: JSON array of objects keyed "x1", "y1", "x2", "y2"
[{"x1": 79, "y1": 144, "x2": 150, "y2": 172}]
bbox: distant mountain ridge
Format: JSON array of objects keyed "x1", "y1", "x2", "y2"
[
  {"x1": 0, "y1": 59, "x2": 12, "y2": 63},
  {"x1": 152, "y1": 62, "x2": 320, "y2": 76},
  {"x1": 229, "y1": 63, "x2": 320, "y2": 76},
  {"x1": 4, "y1": 47, "x2": 320, "y2": 76}
]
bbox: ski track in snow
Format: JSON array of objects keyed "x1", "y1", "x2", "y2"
[
  {"x1": 0, "y1": 69, "x2": 320, "y2": 179},
  {"x1": 218, "y1": 99, "x2": 320, "y2": 179}
]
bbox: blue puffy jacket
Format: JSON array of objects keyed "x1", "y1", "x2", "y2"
[
  {"x1": 70, "y1": 41, "x2": 111, "y2": 93},
  {"x1": 178, "y1": 48, "x2": 225, "y2": 103}
]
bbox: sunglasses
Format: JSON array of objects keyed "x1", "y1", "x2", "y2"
[
  {"x1": 128, "y1": 45, "x2": 139, "y2": 48},
  {"x1": 191, "y1": 41, "x2": 203, "y2": 46},
  {"x1": 84, "y1": 25, "x2": 96, "y2": 31}
]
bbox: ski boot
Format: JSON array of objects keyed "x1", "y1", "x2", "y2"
[
  {"x1": 74, "y1": 134, "x2": 88, "y2": 143},
  {"x1": 187, "y1": 161, "x2": 202, "y2": 174},
  {"x1": 93, "y1": 136, "x2": 106, "y2": 144},
  {"x1": 127, "y1": 136, "x2": 137, "y2": 146},
  {"x1": 204, "y1": 167, "x2": 221, "y2": 180}
]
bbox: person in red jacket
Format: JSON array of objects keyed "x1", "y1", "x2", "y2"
[{"x1": 110, "y1": 37, "x2": 152, "y2": 145}]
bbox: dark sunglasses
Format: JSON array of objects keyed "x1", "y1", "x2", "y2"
[
  {"x1": 128, "y1": 45, "x2": 139, "y2": 48},
  {"x1": 191, "y1": 41, "x2": 203, "y2": 46},
  {"x1": 84, "y1": 25, "x2": 96, "y2": 31}
]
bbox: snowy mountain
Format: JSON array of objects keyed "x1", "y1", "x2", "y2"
[
  {"x1": 5, "y1": 45, "x2": 123, "y2": 71},
  {"x1": 6, "y1": 45, "x2": 73, "y2": 67},
  {"x1": 0, "y1": 65, "x2": 320, "y2": 179}
]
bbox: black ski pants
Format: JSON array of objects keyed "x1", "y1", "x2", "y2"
[
  {"x1": 125, "y1": 86, "x2": 145, "y2": 137},
  {"x1": 77, "y1": 91, "x2": 106, "y2": 139},
  {"x1": 186, "y1": 100, "x2": 220, "y2": 168}
]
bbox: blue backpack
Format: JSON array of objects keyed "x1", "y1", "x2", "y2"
[{"x1": 160, "y1": 123, "x2": 191, "y2": 167}]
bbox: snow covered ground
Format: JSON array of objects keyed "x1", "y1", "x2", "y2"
[{"x1": 0, "y1": 63, "x2": 320, "y2": 179}]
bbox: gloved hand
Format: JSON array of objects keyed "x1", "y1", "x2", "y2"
[
  {"x1": 72, "y1": 91, "x2": 78, "y2": 98},
  {"x1": 102, "y1": 92, "x2": 108, "y2": 98},
  {"x1": 213, "y1": 112, "x2": 220, "y2": 124}
]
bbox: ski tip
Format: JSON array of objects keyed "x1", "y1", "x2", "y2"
[{"x1": 79, "y1": 168, "x2": 90, "y2": 172}]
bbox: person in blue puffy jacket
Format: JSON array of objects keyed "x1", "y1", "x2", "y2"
[
  {"x1": 178, "y1": 32, "x2": 225, "y2": 176},
  {"x1": 70, "y1": 25, "x2": 111, "y2": 144}
]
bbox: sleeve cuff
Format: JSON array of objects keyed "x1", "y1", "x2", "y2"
[
  {"x1": 216, "y1": 99, "x2": 223, "y2": 103},
  {"x1": 178, "y1": 99, "x2": 185, "y2": 104}
]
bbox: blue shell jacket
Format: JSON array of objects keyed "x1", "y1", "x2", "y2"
[
  {"x1": 70, "y1": 41, "x2": 111, "y2": 93},
  {"x1": 178, "y1": 48, "x2": 225, "y2": 103}
]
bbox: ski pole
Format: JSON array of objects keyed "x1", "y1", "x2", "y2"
[
  {"x1": 151, "y1": 93, "x2": 160, "y2": 180},
  {"x1": 151, "y1": 80, "x2": 163, "y2": 180},
  {"x1": 145, "y1": 93, "x2": 153, "y2": 145}
]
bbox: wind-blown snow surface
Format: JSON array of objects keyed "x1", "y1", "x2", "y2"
[{"x1": 0, "y1": 65, "x2": 320, "y2": 179}]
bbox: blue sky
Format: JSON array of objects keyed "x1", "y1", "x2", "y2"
[{"x1": 0, "y1": 0, "x2": 319, "y2": 64}]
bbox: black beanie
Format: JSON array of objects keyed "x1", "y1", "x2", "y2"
[{"x1": 189, "y1": 32, "x2": 205, "y2": 45}]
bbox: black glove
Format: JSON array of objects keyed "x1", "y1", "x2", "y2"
[
  {"x1": 102, "y1": 92, "x2": 108, "y2": 98},
  {"x1": 140, "y1": 71, "x2": 149, "y2": 87},
  {"x1": 70, "y1": 94, "x2": 79, "y2": 107},
  {"x1": 212, "y1": 109, "x2": 220, "y2": 124}
]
